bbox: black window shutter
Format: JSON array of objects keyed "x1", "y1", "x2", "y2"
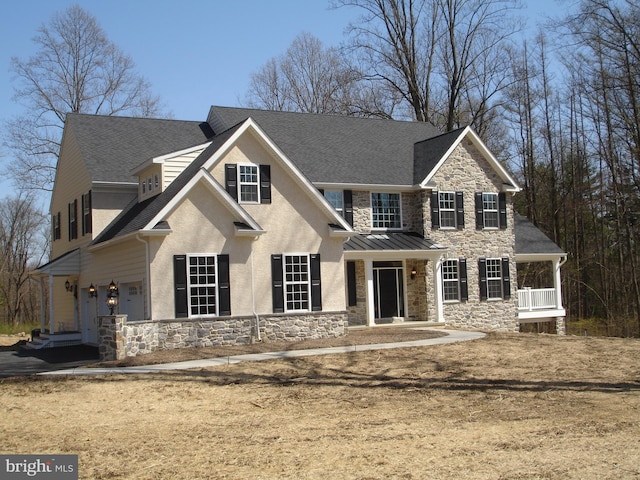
[
  {"x1": 260, "y1": 164, "x2": 272, "y2": 204},
  {"x1": 271, "y1": 254, "x2": 284, "y2": 313},
  {"x1": 310, "y1": 253, "x2": 322, "y2": 311},
  {"x1": 225, "y1": 164, "x2": 238, "y2": 201},
  {"x1": 174, "y1": 255, "x2": 189, "y2": 318},
  {"x1": 498, "y1": 192, "x2": 507, "y2": 229},
  {"x1": 318, "y1": 188, "x2": 324, "y2": 195},
  {"x1": 347, "y1": 261, "x2": 357, "y2": 306},
  {"x1": 344, "y1": 190, "x2": 354, "y2": 226},
  {"x1": 475, "y1": 192, "x2": 484, "y2": 229},
  {"x1": 455, "y1": 191, "x2": 465, "y2": 229},
  {"x1": 501, "y1": 257, "x2": 511, "y2": 299},
  {"x1": 431, "y1": 191, "x2": 440, "y2": 228},
  {"x1": 459, "y1": 258, "x2": 468, "y2": 301},
  {"x1": 478, "y1": 258, "x2": 488, "y2": 301},
  {"x1": 218, "y1": 254, "x2": 231, "y2": 315}
]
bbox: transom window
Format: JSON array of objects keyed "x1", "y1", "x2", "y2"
[
  {"x1": 442, "y1": 260, "x2": 460, "y2": 301},
  {"x1": 482, "y1": 193, "x2": 499, "y2": 228},
  {"x1": 239, "y1": 165, "x2": 259, "y2": 203},
  {"x1": 188, "y1": 255, "x2": 218, "y2": 316},
  {"x1": 371, "y1": 192, "x2": 401, "y2": 229},
  {"x1": 439, "y1": 192, "x2": 456, "y2": 228},
  {"x1": 284, "y1": 254, "x2": 310, "y2": 311},
  {"x1": 486, "y1": 258, "x2": 503, "y2": 299}
]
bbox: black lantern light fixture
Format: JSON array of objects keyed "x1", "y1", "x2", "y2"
[
  {"x1": 88, "y1": 283, "x2": 97, "y2": 298},
  {"x1": 106, "y1": 280, "x2": 119, "y2": 315},
  {"x1": 65, "y1": 279, "x2": 72, "y2": 292}
]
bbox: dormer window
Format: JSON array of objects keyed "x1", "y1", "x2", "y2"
[{"x1": 239, "y1": 165, "x2": 259, "y2": 203}]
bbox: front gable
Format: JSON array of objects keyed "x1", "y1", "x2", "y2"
[{"x1": 418, "y1": 126, "x2": 520, "y2": 192}]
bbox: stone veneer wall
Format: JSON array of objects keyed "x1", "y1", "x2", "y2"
[
  {"x1": 99, "y1": 312, "x2": 348, "y2": 361},
  {"x1": 423, "y1": 139, "x2": 519, "y2": 332}
]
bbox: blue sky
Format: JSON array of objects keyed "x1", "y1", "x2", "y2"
[{"x1": 0, "y1": 0, "x2": 566, "y2": 197}]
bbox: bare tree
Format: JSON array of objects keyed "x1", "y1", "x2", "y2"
[
  {"x1": 245, "y1": 32, "x2": 391, "y2": 116},
  {"x1": 4, "y1": 5, "x2": 164, "y2": 192},
  {"x1": 334, "y1": 0, "x2": 523, "y2": 131},
  {"x1": 0, "y1": 194, "x2": 48, "y2": 326}
]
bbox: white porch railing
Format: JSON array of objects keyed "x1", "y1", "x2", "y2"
[{"x1": 518, "y1": 287, "x2": 557, "y2": 311}]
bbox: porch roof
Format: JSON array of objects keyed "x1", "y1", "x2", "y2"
[
  {"x1": 515, "y1": 214, "x2": 566, "y2": 261},
  {"x1": 33, "y1": 248, "x2": 80, "y2": 276},
  {"x1": 344, "y1": 232, "x2": 445, "y2": 259}
]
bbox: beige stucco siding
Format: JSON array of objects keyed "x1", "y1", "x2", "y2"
[{"x1": 149, "y1": 131, "x2": 346, "y2": 320}]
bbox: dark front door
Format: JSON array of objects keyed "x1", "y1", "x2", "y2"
[{"x1": 373, "y1": 261, "x2": 405, "y2": 320}]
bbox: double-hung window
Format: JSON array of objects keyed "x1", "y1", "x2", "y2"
[
  {"x1": 431, "y1": 191, "x2": 464, "y2": 229},
  {"x1": 173, "y1": 254, "x2": 231, "y2": 318},
  {"x1": 439, "y1": 192, "x2": 456, "y2": 228},
  {"x1": 475, "y1": 192, "x2": 507, "y2": 229},
  {"x1": 239, "y1": 164, "x2": 259, "y2": 203},
  {"x1": 371, "y1": 192, "x2": 401, "y2": 229},
  {"x1": 68, "y1": 199, "x2": 78, "y2": 240},
  {"x1": 271, "y1": 253, "x2": 322, "y2": 313},
  {"x1": 441, "y1": 258, "x2": 468, "y2": 302},
  {"x1": 478, "y1": 257, "x2": 511, "y2": 301},
  {"x1": 324, "y1": 190, "x2": 343, "y2": 216}
]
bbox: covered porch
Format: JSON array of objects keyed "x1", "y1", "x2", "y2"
[
  {"x1": 514, "y1": 215, "x2": 567, "y2": 333},
  {"x1": 344, "y1": 232, "x2": 446, "y2": 327},
  {"x1": 30, "y1": 249, "x2": 82, "y2": 348}
]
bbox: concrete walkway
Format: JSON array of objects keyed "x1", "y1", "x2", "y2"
[{"x1": 42, "y1": 329, "x2": 486, "y2": 376}]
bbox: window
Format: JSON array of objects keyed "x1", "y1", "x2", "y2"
[
  {"x1": 154, "y1": 175, "x2": 159, "y2": 190},
  {"x1": 271, "y1": 253, "x2": 322, "y2": 313},
  {"x1": 439, "y1": 192, "x2": 456, "y2": 228},
  {"x1": 82, "y1": 191, "x2": 92, "y2": 235},
  {"x1": 475, "y1": 192, "x2": 507, "y2": 229},
  {"x1": 371, "y1": 193, "x2": 401, "y2": 229},
  {"x1": 431, "y1": 191, "x2": 464, "y2": 229},
  {"x1": 324, "y1": 190, "x2": 343, "y2": 215},
  {"x1": 478, "y1": 257, "x2": 511, "y2": 301},
  {"x1": 68, "y1": 199, "x2": 78, "y2": 240},
  {"x1": 173, "y1": 254, "x2": 231, "y2": 318},
  {"x1": 322, "y1": 189, "x2": 353, "y2": 226},
  {"x1": 225, "y1": 164, "x2": 271, "y2": 204},
  {"x1": 239, "y1": 164, "x2": 259, "y2": 203},
  {"x1": 52, "y1": 212, "x2": 61, "y2": 241},
  {"x1": 441, "y1": 259, "x2": 468, "y2": 302}
]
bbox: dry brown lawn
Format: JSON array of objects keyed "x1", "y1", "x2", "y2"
[{"x1": 1, "y1": 331, "x2": 639, "y2": 480}]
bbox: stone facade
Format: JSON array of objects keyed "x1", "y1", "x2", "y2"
[{"x1": 98, "y1": 312, "x2": 348, "y2": 361}]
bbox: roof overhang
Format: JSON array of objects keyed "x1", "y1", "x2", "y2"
[
  {"x1": 344, "y1": 233, "x2": 446, "y2": 260},
  {"x1": 130, "y1": 142, "x2": 213, "y2": 175},
  {"x1": 33, "y1": 248, "x2": 81, "y2": 276},
  {"x1": 516, "y1": 253, "x2": 568, "y2": 263}
]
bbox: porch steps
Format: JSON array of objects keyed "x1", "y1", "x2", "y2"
[{"x1": 23, "y1": 332, "x2": 83, "y2": 350}]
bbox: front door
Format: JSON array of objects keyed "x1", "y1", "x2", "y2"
[{"x1": 373, "y1": 261, "x2": 405, "y2": 321}]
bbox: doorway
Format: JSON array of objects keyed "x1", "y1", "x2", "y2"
[{"x1": 373, "y1": 261, "x2": 405, "y2": 321}]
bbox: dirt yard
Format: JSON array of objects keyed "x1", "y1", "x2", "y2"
[{"x1": 1, "y1": 331, "x2": 639, "y2": 480}]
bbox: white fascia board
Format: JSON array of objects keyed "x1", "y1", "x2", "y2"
[
  {"x1": 141, "y1": 167, "x2": 263, "y2": 233},
  {"x1": 130, "y1": 142, "x2": 212, "y2": 175},
  {"x1": 515, "y1": 253, "x2": 567, "y2": 263},
  {"x1": 420, "y1": 126, "x2": 521, "y2": 192},
  {"x1": 203, "y1": 118, "x2": 353, "y2": 233}
]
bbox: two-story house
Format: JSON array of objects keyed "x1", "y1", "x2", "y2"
[{"x1": 33, "y1": 107, "x2": 566, "y2": 358}]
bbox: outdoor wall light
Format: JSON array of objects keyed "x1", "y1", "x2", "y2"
[
  {"x1": 106, "y1": 280, "x2": 119, "y2": 315},
  {"x1": 88, "y1": 284, "x2": 97, "y2": 298},
  {"x1": 410, "y1": 267, "x2": 417, "y2": 280},
  {"x1": 65, "y1": 279, "x2": 73, "y2": 292}
]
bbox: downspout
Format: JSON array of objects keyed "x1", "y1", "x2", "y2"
[
  {"x1": 250, "y1": 246, "x2": 261, "y2": 342},
  {"x1": 136, "y1": 233, "x2": 152, "y2": 320}
]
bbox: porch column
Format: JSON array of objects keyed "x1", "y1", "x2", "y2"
[
  {"x1": 39, "y1": 277, "x2": 46, "y2": 334},
  {"x1": 433, "y1": 257, "x2": 444, "y2": 323},
  {"x1": 365, "y1": 258, "x2": 376, "y2": 327},
  {"x1": 553, "y1": 258, "x2": 563, "y2": 310},
  {"x1": 48, "y1": 274, "x2": 55, "y2": 333}
]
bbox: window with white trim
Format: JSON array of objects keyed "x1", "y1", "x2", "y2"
[
  {"x1": 442, "y1": 260, "x2": 460, "y2": 301},
  {"x1": 284, "y1": 254, "x2": 310, "y2": 311},
  {"x1": 482, "y1": 193, "x2": 499, "y2": 228},
  {"x1": 485, "y1": 258, "x2": 503, "y2": 299},
  {"x1": 371, "y1": 192, "x2": 401, "y2": 229},
  {"x1": 439, "y1": 192, "x2": 456, "y2": 228},
  {"x1": 239, "y1": 164, "x2": 259, "y2": 203},
  {"x1": 324, "y1": 190, "x2": 344, "y2": 216},
  {"x1": 188, "y1": 255, "x2": 218, "y2": 316}
]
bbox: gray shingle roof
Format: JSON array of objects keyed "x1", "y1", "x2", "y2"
[
  {"x1": 514, "y1": 214, "x2": 565, "y2": 255},
  {"x1": 92, "y1": 122, "x2": 244, "y2": 244},
  {"x1": 65, "y1": 113, "x2": 210, "y2": 184},
  {"x1": 208, "y1": 107, "x2": 442, "y2": 186},
  {"x1": 413, "y1": 127, "x2": 466, "y2": 184}
]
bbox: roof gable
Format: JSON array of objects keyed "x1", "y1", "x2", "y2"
[{"x1": 417, "y1": 126, "x2": 520, "y2": 191}]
